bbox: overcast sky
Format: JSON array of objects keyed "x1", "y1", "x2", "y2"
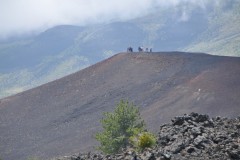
[{"x1": 0, "y1": 0, "x2": 218, "y2": 39}]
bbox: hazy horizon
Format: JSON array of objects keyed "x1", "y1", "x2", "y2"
[{"x1": 0, "y1": 0, "x2": 222, "y2": 40}]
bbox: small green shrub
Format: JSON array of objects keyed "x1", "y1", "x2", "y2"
[
  {"x1": 95, "y1": 100, "x2": 145, "y2": 154},
  {"x1": 130, "y1": 131, "x2": 156, "y2": 151}
]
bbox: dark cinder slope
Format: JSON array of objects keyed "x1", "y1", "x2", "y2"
[{"x1": 0, "y1": 52, "x2": 240, "y2": 160}]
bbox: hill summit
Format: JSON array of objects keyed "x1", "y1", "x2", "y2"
[{"x1": 1, "y1": 0, "x2": 240, "y2": 99}]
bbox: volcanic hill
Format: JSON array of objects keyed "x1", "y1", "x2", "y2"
[{"x1": 0, "y1": 52, "x2": 240, "y2": 160}]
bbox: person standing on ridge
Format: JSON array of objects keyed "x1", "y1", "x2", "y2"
[
  {"x1": 127, "y1": 47, "x2": 133, "y2": 52},
  {"x1": 138, "y1": 47, "x2": 141, "y2": 52},
  {"x1": 130, "y1": 47, "x2": 133, "y2": 52}
]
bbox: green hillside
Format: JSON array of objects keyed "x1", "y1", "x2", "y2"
[
  {"x1": 185, "y1": 1, "x2": 240, "y2": 56},
  {"x1": 0, "y1": 0, "x2": 239, "y2": 98}
]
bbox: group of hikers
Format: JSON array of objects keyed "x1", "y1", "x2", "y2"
[{"x1": 127, "y1": 46, "x2": 152, "y2": 53}]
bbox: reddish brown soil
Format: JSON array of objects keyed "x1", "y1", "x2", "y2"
[{"x1": 0, "y1": 52, "x2": 240, "y2": 160}]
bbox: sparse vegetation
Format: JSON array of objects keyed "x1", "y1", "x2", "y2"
[
  {"x1": 130, "y1": 131, "x2": 156, "y2": 151},
  {"x1": 95, "y1": 100, "x2": 145, "y2": 154}
]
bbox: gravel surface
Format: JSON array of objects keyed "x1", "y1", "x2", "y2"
[{"x1": 1, "y1": 52, "x2": 240, "y2": 160}]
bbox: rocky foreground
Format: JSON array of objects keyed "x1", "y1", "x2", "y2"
[{"x1": 53, "y1": 113, "x2": 240, "y2": 160}]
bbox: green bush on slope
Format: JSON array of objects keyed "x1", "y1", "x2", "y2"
[
  {"x1": 95, "y1": 100, "x2": 145, "y2": 154},
  {"x1": 130, "y1": 131, "x2": 156, "y2": 151}
]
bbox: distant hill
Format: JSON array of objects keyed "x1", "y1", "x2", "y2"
[
  {"x1": 0, "y1": 52, "x2": 240, "y2": 160},
  {"x1": 0, "y1": 0, "x2": 240, "y2": 98}
]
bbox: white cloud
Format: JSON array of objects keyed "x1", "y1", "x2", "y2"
[
  {"x1": 179, "y1": 10, "x2": 190, "y2": 22},
  {"x1": 0, "y1": 0, "x2": 219, "y2": 39}
]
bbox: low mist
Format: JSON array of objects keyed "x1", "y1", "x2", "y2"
[{"x1": 0, "y1": 0, "x2": 223, "y2": 39}]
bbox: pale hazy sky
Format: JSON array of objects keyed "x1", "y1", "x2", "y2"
[{"x1": 0, "y1": 0, "x2": 218, "y2": 39}]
